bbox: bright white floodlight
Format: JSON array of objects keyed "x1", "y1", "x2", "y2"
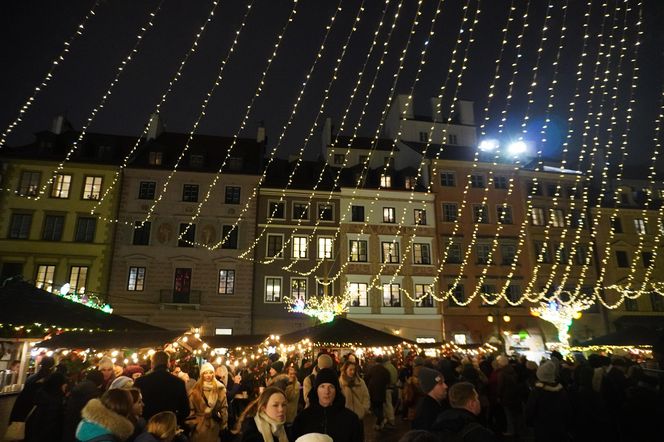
[
  {"x1": 507, "y1": 140, "x2": 528, "y2": 155},
  {"x1": 478, "y1": 139, "x2": 500, "y2": 152},
  {"x1": 59, "y1": 283, "x2": 71, "y2": 294}
]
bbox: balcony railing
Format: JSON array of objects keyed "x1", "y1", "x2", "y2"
[{"x1": 159, "y1": 289, "x2": 201, "y2": 309}]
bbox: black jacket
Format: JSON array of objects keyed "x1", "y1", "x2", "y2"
[
  {"x1": 9, "y1": 369, "x2": 50, "y2": 422},
  {"x1": 525, "y1": 382, "x2": 570, "y2": 442},
  {"x1": 239, "y1": 417, "x2": 289, "y2": 442},
  {"x1": 411, "y1": 394, "x2": 445, "y2": 431},
  {"x1": 24, "y1": 388, "x2": 65, "y2": 442},
  {"x1": 134, "y1": 366, "x2": 190, "y2": 425},
  {"x1": 291, "y1": 400, "x2": 363, "y2": 442},
  {"x1": 432, "y1": 408, "x2": 496, "y2": 442},
  {"x1": 62, "y1": 379, "x2": 102, "y2": 442}
]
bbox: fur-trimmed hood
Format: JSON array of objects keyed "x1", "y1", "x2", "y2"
[
  {"x1": 534, "y1": 381, "x2": 563, "y2": 392},
  {"x1": 77, "y1": 398, "x2": 134, "y2": 441}
]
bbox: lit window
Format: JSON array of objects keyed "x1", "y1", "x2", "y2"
[
  {"x1": 380, "y1": 175, "x2": 392, "y2": 188},
  {"x1": 413, "y1": 243, "x2": 431, "y2": 264},
  {"x1": 531, "y1": 207, "x2": 546, "y2": 226},
  {"x1": 51, "y1": 174, "x2": 72, "y2": 198},
  {"x1": 348, "y1": 282, "x2": 368, "y2": 306},
  {"x1": 265, "y1": 277, "x2": 282, "y2": 302},
  {"x1": 82, "y1": 176, "x2": 103, "y2": 200},
  {"x1": 318, "y1": 237, "x2": 333, "y2": 259},
  {"x1": 218, "y1": 270, "x2": 235, "y2": 294},
  {"x1": 383, "y1": 207, "x2": 396, "y2": 223},
  {"x1": 381, "y1": 242, "x2": 400, "y2": 263},
  {"x1": 405, "y1": 177, "x2": 417, "y2": 189},
  {"x1": 148, "y1": 151, "x2": 163, "y2": 165},
  {"x1": 127, "y1": 267, "x2": 146, "y2": 291},
  {"x1": 415, "y1": 284, "x2": 433, "y2": 307},
  {"x1": 414, "y1": 209, "x2": 426, "y2": 225},
  {"x1": 291, "y1": 278, "x2": 307, "y2": 301},
  {"x1": 349, "y1": 240, "x2": 368, "y2": 262},
  {"x1": 17, "y1": 171, "x2": 40, "y2": 196},
  {"x1": 634, "y1": 219, "x2": 647, "y2": 235},
  {"x1": 69, "y1": 266, "x2": 88, "y2": 294},
  {"x1": 382, "y1": 283, "x2": 401, "y2": 307},
  {"x1": 35, "y1": 265, "x2": 55, "y2": 292},
  {"x1": 550, "y1": 209, "x2": 565, "y2": 227},
  {"x1": 293, "y1": 236, "x2": 308, "y2": 259}
]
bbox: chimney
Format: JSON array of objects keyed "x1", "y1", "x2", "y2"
[
  {"x1": 430, "y1": 97, "x2": 443, "y2": 122},
  {"x1": 395, "y1": 94, "x2": 414, "y2": 119},
  {"x1": 322, "y1": 117, "x2": 332, "y2": 148},
  {"x1": 456, "y1": 100, "x2": 475, "y2": 125},
  {"x1": 146, "y1": 113, "x2": 164, "y2": 140},
  {"x1": 257, "y1": 121, "x2": 266, "y2": 144},
  {"x1": 51, "y1": 115, "x2": 65, "y2": 134}
]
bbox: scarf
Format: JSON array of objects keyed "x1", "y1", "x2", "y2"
[
  {"x1": 341, "y1": 373, "x2": 357, "y2": 388},
  {"x1": 254, "y1": 411, "x2": 288, "y2": 442}
]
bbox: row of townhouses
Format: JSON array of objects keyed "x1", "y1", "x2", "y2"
[{"x1": 1, "y1": 96, "x2": 663, "y2": 348}]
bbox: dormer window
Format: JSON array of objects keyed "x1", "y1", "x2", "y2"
[
  {"x1": 380, "y1": 175, "x2": 392, "y2": 188},
  {"x1": 148, "y1": 151, "x2": 163, "y2": 166},
  {"x1": 405, "y1": 176, "x2": 416, "y2": 189},
  {"x1": 228, "y1": 157, "x2": 243, "y2": 171},
  {"x1": 190, "y1": 154, "x2": 204, "y2": 168},
  {"x1": 333, "y1": 154, "x2": 344, "y2": 165}
]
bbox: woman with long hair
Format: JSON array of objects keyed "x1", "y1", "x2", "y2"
[
  {"x1": 75, "y1": 389, "x2": 135, "y2": 442},
  {"x1": 135, "y1": 411, "x2": 182, "y2": 442},
  {"x1": 283, "y1": 365, "x2": 301, "y2": 424},
  {"x1": 187, "y1": 362, "x2": 228, "y2": 442},
  {"x1": 236, "y1": 386, "x2": 289, "y2": 442},
  {"x1": 338, "y1": 361, "x2": 370, "y2": 420}
]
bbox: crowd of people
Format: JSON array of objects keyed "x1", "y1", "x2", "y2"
[{"x1": 4, "y1": 341, "x2": 664, "y2": 442}]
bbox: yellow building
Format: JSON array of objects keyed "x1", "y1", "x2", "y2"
[{"x1": 0, "y1": 123, "x2": 131, "y2": 303}]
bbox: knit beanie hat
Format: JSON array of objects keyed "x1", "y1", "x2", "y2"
[
  {"x1": 109, "y1": 376, "x2": 134, "y2": 390},
  {"x1": 314, "y1": 368, "x2": 340, "y2": 391},
  {"x1": 317, "y1": 354, "x2": 333, "y2": 369},
  {"x1": 271, "y1": 361, "x2": 285, "y2": 373},
  {"x1": 537, "y1": 361, "x2": 557, "y2": 384},
  {"x1": 295, "y1": 434, "x2": 333, "y2": 442},
  {"x1": 200, "y1": 362, "x2": 215, "y2": 375},
  {"x1": 418, "y1": 367, "x2": 442, "y2": 394}
]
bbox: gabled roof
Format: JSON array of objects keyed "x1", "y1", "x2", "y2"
[
  {"x1": 38, "y1": 329, "x2": 184, "y2": 349},
  {"x1": 402, "y1": 141, "x2": 476, "y2": 162},
  {"x1": 263, "y1": 158, "x2": 339, "y2": 191}
]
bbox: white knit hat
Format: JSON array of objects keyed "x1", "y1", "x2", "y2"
[
  {"x1": 200, "y1": 362, "x2": 215, "y2": 374},
  {"x1": 295, "y1": 434, "x2": 333, "y2": 442}
]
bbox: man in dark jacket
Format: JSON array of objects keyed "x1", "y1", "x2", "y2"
[
  {"x1": 432, "y1": 381, "x2": 496, "y2": 442},
  {"x1": 291, "y1": 368, "x2": 364, "y2": 442},
  {"x1": 62, "y1": 369, "x2": 104, "y2": 442},
  {"x1": 412, "y1": 367, "x2": 448, "y2": 431},
  {"x1": 134, "y1": 351, "x2": 190, "y2": 425},
  {"x1": 365, "y1": 356, "x2": 391, "y2": 430},
  {"x1": 9, "y1": 356, "x2": 55, "y2": 423}
]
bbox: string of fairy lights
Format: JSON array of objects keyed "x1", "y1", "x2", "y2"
[
  {"x1": 1, "y1": 1, "x2": 661, "y2": 325},
  {"x1": 0, "y1": 0, "x2": 103, "y2": 148}
]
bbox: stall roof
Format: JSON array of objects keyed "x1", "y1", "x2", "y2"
[
  {"x1": 37, "y1": 329, "x2": 185, "y2": 350},
  {"x1": 0, "y1": 279, "x2": 161, "y2": 336},
  {"x1": 279, "y1": 317, "x2": 413, "y2": 347},
  {"x1": 577, "y1": 326, "x2": 664, "y2": 347},
  {"x1": 202, "y1": 334, "x2": 270, "y2": 348}
]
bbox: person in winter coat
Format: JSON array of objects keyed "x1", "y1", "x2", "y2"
[
  {"x1": 338, "y1": 361, "x2": 370, "y2": 420},
  {"x1": 24, "y1": 372, "x2": 67, "y2": 442},
  {"x1": 284, "y1": 365, "x2": 301, "y2": 424},
  {"x1": 134, "y1": 351, "x2": 190, "y2": 426},
  {"x1": 75, "y1": 389, "x2": 135, "y2": 442},
  {"x1": 525, "y1": 361, "x2": 571, "y2": 442},
  {"x1": 291, "y1": 368, "x2": 363, "y2": 442},
  {"x1": 302, "y1": 354, "x2": 334, "y2": 408},
  {"x1": 187, "y1": 362, "x2": 228, "y2": 442},
  {"x1": 236, "y1": 386, "x2": 289, "y2": 442},
  {"x1": 365, "y1": 356, "x2": 391, "y2": 430},
  {"x1": 432, "y1": 382, "x2": 496, "y2": 442},
  {"x1": 135, "y1": 411, "x2": 186, "y2": 442},
  {"x1": 99, "y1": 357, "x2": 117, "y2": 392},
  {"x1": 8, "y1": 355, "x2": 54, "y2": 425},
  {"x1": 488, "y1": 355, "x2": 520, "y2": 436},
  {"x1": 412, "y1": 367, "x2": 448, "y2": 432},
  {"x1": 266, "y1": 361, "x2": 289, "y2": 392},
  {"x1": 63, "y1": 369, "x2": 105, "y2": 442}
]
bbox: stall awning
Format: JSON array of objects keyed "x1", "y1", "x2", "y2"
[
  {"x1": 202, "y1": 334, "x2": 269, "y2": 348},
  {"x1": 614, "y1": 315, "x2": 664, "y2": 331},
  {"x1": 279, "y1": 317, "x2": 412, "y2": 347},
  {"x1": 37, "y1": 330, "x2": 185, "y2": 350},
  {"x1": 577, "y1": 325, "x2": 664, "y2": 347},
  {"x1": 1, "y1": 279, "x2": 161, "y2": 337}
]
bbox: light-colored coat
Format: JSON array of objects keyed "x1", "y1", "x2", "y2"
[
  {"x1": 284, "y1": 380, "x2": 301, "y2": 423},
  {"x1": 188, "y1": 380, "x2": 228, "y2": 442},
  {"x1": 339, "y1": 375, "x2": 370, "y2": 420}
]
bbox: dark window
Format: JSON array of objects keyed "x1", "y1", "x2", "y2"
[
  {"x1": 178, "y1": 223, "x2": 196, "y2": 247},
  {"x1": 334, "y1": 154, "x2": 344, "y2": 165},
  {"x1": 470, "y1": 175, "x2": 485, "y2": 188},
  {"x1": 318, "y1": 204, "x2": 334, "y2": 221},
  {"x1": 575, "y1": 245, "x2": 590, "y2": 265},
  {"x1": 494, "y1": 176, "x2": 508, "y2": 189},
  {"x1": 225, "y1": 186, "x2": 241, "y2": 204},
  {"x1": 17, "y1": 171, "x2": 41, "y2": 196},
  {"x1": 497, "y1": 206, "x2": 513, "y2": 224},
  {"x1": 138, "y1": 181, "x2": 156, "y2": 200},
  {"x1": 218, "y1": 270, "x2": 235, "y2": 294},
  {"x1": 293, "y1": 203, "x2": 309, "y2": 220},
  {"x1": 414, "y1": 284, "x2": 434, "y2": 307},
  {"x1": 529, "y1": 181, "x2": 542, "y2": 195},
  {"x1": 351, "y1": 205, "x2": 365, "y2": 222},
  {"x1": 642, "y1": 251, "x2": 654, "y2": 268},
  {"x1": 173, "y1": 268, "x2": 192, "y2": 303},
  {"x1": 132, "y1": 221, "x2": 151, "y2": 245},
  {"x1": 269, "y1": 201, "x2": 285, "y2": 219},
  {"x1": 534, "y1": 241, "x2": 551, "y2": 263},
  {"x1": 440, "y1": 172, "x2": 455, "y2": 187},
  {"x1": 267, "y1": 235, "x2": 283, "y2": 258},
  {"x1": 650, "y1": 292, "x2": 664, "y2": 312},
  {"x1": 42, "y1": 215, "x2": 64, "y2": 241},
  {"x1": 413, "y1": 243, "x2": 431, "y2": 264},
  {"x1": 571, "y1": 209, "x2": 586, "y2": 228},
  {"x1": 448, "y1": 284, "x2": 465, "y2": 306},
  {"x1": 625, "y1": 298, "x2": 639, "y2": 312},
  {"x1": 189, "y1": 154, "x2": 204, "y2": 168},
  {"x1": 611, "y1": 217, "x2": 623, "y2": 233},
  {"x1": 221, "y1": 225, "x2": 238, "y2": 249},
  {"x1": 349, "y1": 240, "x2": 368, "y2": 262},
  {"x1": 615, "y1": 251, "x2": 629, "y2": 267},
  {"x1": 501, "y1": 244, "x2": 516, "y2": 265},
  {"x1": 74, "y1": 217, "x2": 96, "y2": 242},
  {"x1": 127, "y1": 267, "x2": 146, "y2": 291},
  {"x1": 228, "y1": 157, "x2": 243, "y2": 171},
  {"x1": 448, "y1": 134, "x2": 458, "y2": 145},
  {"x1": 546, "y1": 184, "x2": 558, "y2": 197},
  {"x1": 506, "y1": 285, "x2": 522, "y2": 304},
  {"x1": 359, "y1": 155, "x2": 369, "y2": 164},
  {"x1": 414, "y1": 209, "x2": 426, "y2": 225},
  {"x1": 182, "y1": 184, "x2": 199, "y2": 202},
  {"x1": 472, "y1": 205, "x2": 488, "y2": 223},
  {"x1": 9, "y1": 214, "x2": 32, "y2": 239},
  {"x1": 419, "y1": 131, "x2": 429, "y2": 142},
  {"x1": 447, "y1": 243, "x2": 462, "y2": 263},
  {"x1": 476, "y1": 244, "x2": 492, "y2": 264},
  {"x1": 442, "y1": 203, "x2": 458, "y2": 222}
]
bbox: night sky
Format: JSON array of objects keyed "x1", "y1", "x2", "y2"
[{"x1": 1, "y1": 0, "x2": 663, "y2": 169}]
